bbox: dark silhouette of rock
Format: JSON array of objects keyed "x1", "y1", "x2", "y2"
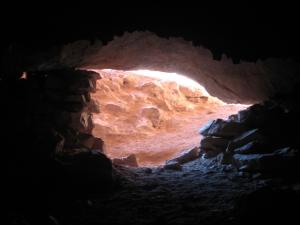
[
  {"x1": 233, "y1": 141, "x2": 271, "y2": 154},
  {"x1": 227, "y1": 128, "x2": 266, "y2": 152},
  {"x1": 200, "y1": 136, "x2": 229, "y2": 153},
  {"x1": 166, "y1": 147, "x2": 200, "y2": 165},
  {"x1": 200, "y1": 119, "x2": 247, "y2": 138}
]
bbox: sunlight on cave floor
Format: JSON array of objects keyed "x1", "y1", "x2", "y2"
[{"x1": 90, "y1": 69, "x2": 249, "y2": 166}]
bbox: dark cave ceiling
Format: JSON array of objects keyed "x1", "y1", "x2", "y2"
[{"x1": 2, "y1": 4, "x2": 300, "y2": 61}]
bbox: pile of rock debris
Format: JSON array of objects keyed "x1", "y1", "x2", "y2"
[
  {"x1": 199, "y1": 101, "x2": 300, "y2": 179},
  {"x1": 163, "y1": 101, "x2": 300, "y2": 181}
]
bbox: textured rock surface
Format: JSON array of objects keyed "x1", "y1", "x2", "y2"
[
  {"x1": 91, "y1": 69, "x2": 246, "y2": 166},
  {"x1": 227, "y1": 129, "x2": 266, "y2": 152},
  {"x1": 200, "y1": 119, "x2": 247, "y2": 138},
  {"x1": 5, "y1": 32, "x2": 300, "y2": 104},
  {"x1": 200, "y1": 101, "x2": 300, "y2": 179}
]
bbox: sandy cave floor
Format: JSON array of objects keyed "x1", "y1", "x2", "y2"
[{"x1": 91, "y1": 69, "x2": 248, "y2": 166}]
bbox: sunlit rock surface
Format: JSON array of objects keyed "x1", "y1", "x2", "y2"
[{"x1": 91, "y1": 69, "x2": 247, "y2": 166}]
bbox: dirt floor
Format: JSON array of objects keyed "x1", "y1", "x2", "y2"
[
  {"x1": 8, "y1": 155, "x2": 298, "y2": 225},
  {"x1": 56, "y1": 157, "x2": 297, "y2": 225},
  {"x1": 92, "y1": 69, "x2": 248, "y2": 166}
]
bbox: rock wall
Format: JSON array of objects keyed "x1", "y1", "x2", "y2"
[
  {"x1": 78, "y1": 32, "x2": 300, "y2": 104},
  {"x1": 3, "y1": 69, "x2": 114, "y2": 200},
  {"x1": 5, "y1": 31, "x2": 299, "y2": 104}
]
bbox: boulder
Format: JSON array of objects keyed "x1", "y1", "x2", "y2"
[
  {"x1": 112, "y1": 154, "x2": 138, "y2": 167},
  {"x1": 217, "y1": 152, "x2": 234, "y2": 164},
  {"x1": 166, "y1": 147, "x2": 199, "y2": 164},
  {"x1": 237, "y1": 104, "x2": 267, "y2": 125},
  {"x1": 233, "y1": 147, "x2": 299, "y2": 173},
  {"x1": 200, "y1": 119, "x2": 247, "y2": 138},
  {"x1": 227, "y1": 129, "x2": 265, "y2": 152},
  {"x1": 233, "y1": 141, "x2": 271, "y2": 154},
  {"x1": 200, "y1": 136, "x2": 229, "y2": 153},
  {"x1": 199, "y1": 120, "x2": 214, "y2": 136},
  {"x1": 236, "y1": 103, "x2": 285, "y2": 129},
  {"x1": 233, "y1": 153, "x2": 274, "y2": 172}
]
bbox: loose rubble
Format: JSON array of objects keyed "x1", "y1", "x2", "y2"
[{"x1": 199, "y1": 101, "x2": 300, "y2": 180}]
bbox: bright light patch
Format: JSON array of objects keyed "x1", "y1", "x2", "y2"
[{"x1": 129, "y1": 70, "x2": 210, "y2": 96}]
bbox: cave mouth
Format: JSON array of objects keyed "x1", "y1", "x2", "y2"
[{"x1": 90, "y1": 69, "x2": 249, "y2": 167}]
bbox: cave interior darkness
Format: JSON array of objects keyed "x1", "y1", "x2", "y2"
[{"x1": 3, "y1": 5, "x2": 300, "y2": 225}]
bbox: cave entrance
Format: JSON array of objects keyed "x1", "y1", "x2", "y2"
[{"x1": 90, "y1": 69, "x2": 248, "y2": 167}]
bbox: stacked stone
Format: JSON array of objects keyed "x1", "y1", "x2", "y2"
[
  {"x1": 200, "y1": 102, "x2": 300, "y2": 178},
  {"x1": 26, "y1": 68, "x2": 113, "y2": 189}
]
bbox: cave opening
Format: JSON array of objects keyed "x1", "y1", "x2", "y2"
[
  {"x1": 89, "y1": 69, "x2": 249, "y2": 167},
  {"x1": 3, "y1": 6, "x2": 300, "y2": 224}
]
